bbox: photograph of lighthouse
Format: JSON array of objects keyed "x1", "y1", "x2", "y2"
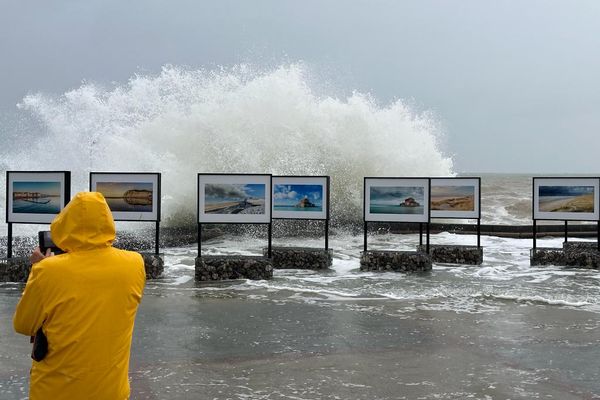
[
  {"x1": 6, "y1": 171, "x2": 70, "y2": 223},
  {"x1": 364, "y1": 178, "x2": 430, "y2": 223},
  {"x1": 272, "y1": 176, "x2": 328, "y2": 220},
  {"x1": 198, "y1": 174, "x2": 271, "y2": 224},
  {"x1": 90, "y1": 172, "x2": 160, "y2": 221},
  {"x1": 533, "y1": 177, "x2": 600, "y2": 221}
]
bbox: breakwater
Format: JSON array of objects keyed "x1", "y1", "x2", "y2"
[{"x1": 1, "y1": 222, "x2": 596, "y2": 259}]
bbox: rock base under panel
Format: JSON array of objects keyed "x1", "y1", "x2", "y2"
[
  {"x1": 562, "y1": 241, "x2": 600, "y2": 252},
  {"x1": 0, "y1": 253, "x2": 165, "y2": 283},
  {"x1": 195, "y1": 256, "x2": 273, "y2": 281},
  {"x1": 416, "y1": 245, "x2": 483, "y2": 265},
  {"x1": 530, "y1": 248, "x2": 566, "y2": 266},
  {"x1": 140, "y1": 253, "x2": 165, "y2": 279},
  {"x1": 360, "y1": 250, "x2": 432, "y2": 273},
  {"x1": 262, "y1": 247, "x2": 332, "y2": 269},
  {"x1": 530, "y1": 244, "x2": 600, "y2": 269},
  {"x1": 0, "y1": 257, "x2": 31, "y2": 282}
]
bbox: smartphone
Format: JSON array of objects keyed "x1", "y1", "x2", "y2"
[{"x1": 38, "y1": 231, "x2": 64, "y2": 255}]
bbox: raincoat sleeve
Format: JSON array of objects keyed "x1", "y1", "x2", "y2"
[{"x1": 13, "y1": 262, "x2": 48, "y2": 336}]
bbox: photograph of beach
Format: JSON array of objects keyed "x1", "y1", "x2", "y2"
[
  {"x1": 12, "y1": 181, "x2": 61, "y2": 214},
  {"x1": 204, "y1": 183, "x2": 266, "y2": 214},
  {"x1": 431, "y1": 185, "x2": 475, "y2": 211},
  {"x1": 273, "y1": 184, "x2": 323, "y2": 212},
  {"x1": 96, "y1": 182, "x2": 153, "y2": 212},
  {"x1": 538, "y1": 185, "x2": 595, "y2": 213},
  {"x1": 369, "y1": 186, "x2": 425, "y2": 215}
]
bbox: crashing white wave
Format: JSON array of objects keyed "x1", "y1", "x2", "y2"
[{"x1": 0, "y1": 63, "x2": 452, "y2": 227}]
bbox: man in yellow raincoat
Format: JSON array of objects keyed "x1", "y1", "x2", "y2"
[{"x1": 13, "y1": 192, "x2": 146, "y2": 399}]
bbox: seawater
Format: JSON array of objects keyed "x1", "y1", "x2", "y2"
[
  {"x1": 12, "y1": 198, "x2": 61, "y2": 214},
  {"x1": 370, "y1": 204, "x2": 424, "y2": 214},
  {"x1": 105, "y1": 198, "x2": 152, "y2": 212},
  {"x1": 160, "y1": 232, "x2": 600, "y2": 315},
  {"x1": 273, "y1": 205, "x2": 323, "y2": 212}
]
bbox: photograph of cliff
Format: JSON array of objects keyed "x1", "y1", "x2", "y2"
[
  {"x1": 538, "y1": 186, "x2": 595, "y2": 213},
  {"x1": 431, "y1": 185, "x2": 475, "y2": 212},
  {"x1": 96, "y1": 182, "x2": 153, "y2": 212},
  {"x1": 369, "y1": 186, "x2": 425, "y2": 215}
]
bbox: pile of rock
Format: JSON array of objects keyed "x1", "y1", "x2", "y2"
[
  {"x1": 195, "y1": 256, "x2": 273, "y2": 281},
  {"x1": 563, "y1": 242, "x2": 599, "y2": 252},
  {"x1": 360, "y1": 250, "x2": 432, "y2": 273},
  {"x1": 0, "y1": 257, "x2": 31, "y2": 282},
  {"x1": 0, "y1": 253, "x2": 164, "y2": 283},
  {"x1": 140, "y1": 253, "x2": 165, "y2": 279},
  {"x1": 531, "y1": 241, "x2": 600, "y2": 269},
  {"x1": 416, "y1": 245, "x2": 483, "y2": 265},
  {"x1": 562, "y1": 242, "x2": 600, "y2": 269},
  {"x1": 530, "y1": 248, "x2": 566, "y2": 266},
  {"x1": 264, "y1": 247, "x2": 332, "y2": 269}
]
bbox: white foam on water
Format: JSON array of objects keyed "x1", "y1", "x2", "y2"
[
  {"x1": 477, "y1": 293, "x2": 594, "y2": 308},
  {"x1": 171, "y1": 275, "x2": 193, "y2": 285},
  {"x1": 244, "y1": 280, "x2": 362, "y2": 299},
  {"x1": 148, "y1": 231, "x2": 600, "y2": 315}
]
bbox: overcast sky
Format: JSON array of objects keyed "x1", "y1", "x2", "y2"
[{"x1": 1, "y1": 0, "x2": 599, "y2": 173}]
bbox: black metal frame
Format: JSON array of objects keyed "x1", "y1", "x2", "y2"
[
  {"x1": 429, "y1": 177, "x2": 482, "y2": 249},
  {"x1": 271, "y1": 175, "x2": 330, "y2": 250},
  {"x1": 5, "y1": 171, "x2": 71, "y2": 258},
  {"x1": 197, "y1": 173, "x2": 273, "y2": 258},
  {"x1": 531, "y1": 176, "x2": 600, "y2": 251},
  {"x1": 363, "y1": 177, "x2": 431, "y2": 253},
  {"x1": 89, "y1": 172, "x2": 162, "y2": 255}
]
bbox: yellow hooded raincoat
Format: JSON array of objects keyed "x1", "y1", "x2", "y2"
[{"x1": 13, "y1": 192, "x2": 146, "y2": 400}]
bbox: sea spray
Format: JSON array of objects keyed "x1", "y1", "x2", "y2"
[{"x1": 1, "y1": 63, "x2": 453, "y2": 228}]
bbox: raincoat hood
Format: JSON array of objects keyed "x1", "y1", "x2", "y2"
[{"x1": 51, "y1": 192, "x2": 115, "y2": 252}]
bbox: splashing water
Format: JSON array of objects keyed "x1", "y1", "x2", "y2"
[{"x1": 0, "y1": 63, "x2": 452, "y2": 227}]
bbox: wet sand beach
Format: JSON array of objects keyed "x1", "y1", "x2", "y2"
[
  {"x1": 539, "y1": 194, "x2": 594, "y2": 213},
  {"x1": 431, "y1": 196, "x2": 475, "y2": 211}
]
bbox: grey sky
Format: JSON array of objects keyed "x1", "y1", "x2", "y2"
[{"x1": 1, "y1": 0, "x2": 599, "y2": 173}]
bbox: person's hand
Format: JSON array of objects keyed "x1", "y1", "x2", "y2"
[{"x1": 30, "y1": 247, "x2": 53, "y2": 265}]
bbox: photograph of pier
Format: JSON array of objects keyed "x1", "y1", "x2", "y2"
[
  {"x1": 369, "y1": 186, "x2": 425, "y2": 215},
  {"x1": 95, "y1": 182, "x2": 153, "y2": 212},
  {"x1": 431, "y1": 185, "x2": 475, "y2": 211},
  {"x1": 538, "y1": 185, "x2": 595, "y2": 213},
  {"x1": 205, "y1": 183, "x2": 266, "y2": 214},
  {"x1": 273, "y1": 184, "x2": 323, "y2": 212},
  {"x1": 12, "y1": 181, "x2": 62, "y2": 214}
]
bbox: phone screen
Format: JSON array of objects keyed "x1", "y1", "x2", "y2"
[{"x1": 38, "y1": 231, "x2": 63, "y2": 254}]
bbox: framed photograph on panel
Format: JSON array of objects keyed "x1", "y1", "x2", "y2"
[
  {"x1": 198, "y1": 174, "x2": 272, "y2": 224},
  {"x1": 90, "y1": 172, "x2": 161, "y2": 221},
  {"x1": 430, "y1": 177, "x2": 480, "y2": 219},
  {"x1": 6, "y1": 171, "x2": 71, "y2": 224},
  {"x1": 364, "y1": 177, "x2": 430, "y2": 223},
  {"x1": 272, "y1": 176, "x2": 328, "y2": 220},
  {"x1": 533, "y1": 177, "x2": 600, "y2": 221}
]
